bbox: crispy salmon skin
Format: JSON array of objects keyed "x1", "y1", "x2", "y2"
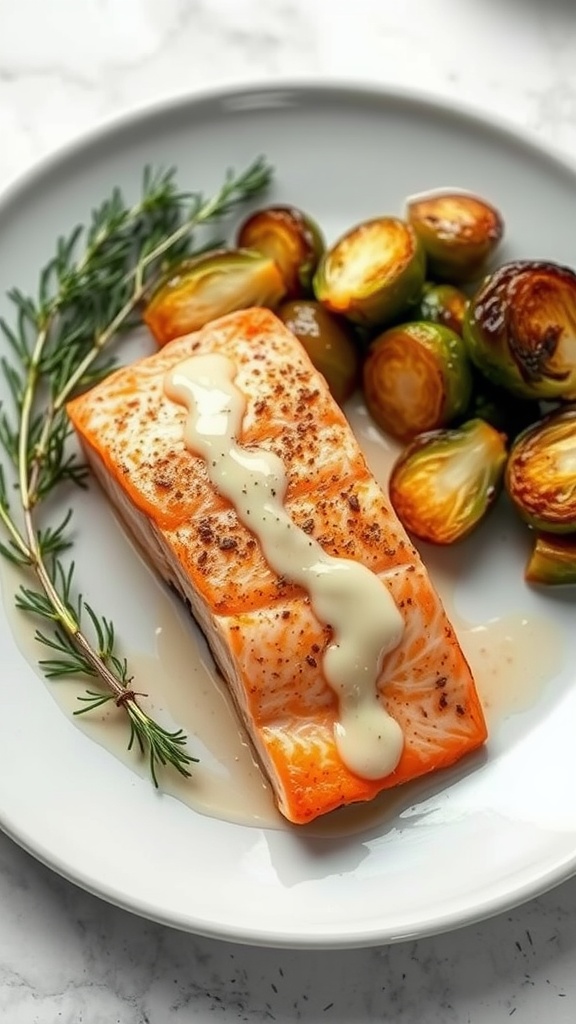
[{"x1": 67, "y1": 308, "x2": 487, "y2": 824}]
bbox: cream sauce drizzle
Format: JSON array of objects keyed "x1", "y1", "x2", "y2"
[
  {"x1": 0, "y1": 391, "x2": 570, "y2": 835},
  {"x1": 164, "y1": 354, "x2": 405, "y2": 780}
]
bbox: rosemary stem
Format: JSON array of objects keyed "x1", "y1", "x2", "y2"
[
  {"x1": 21, "y1": 502, "x2": 133, "y2": 701},
  {"x1": 0, "y1": 501, "x2": 31, "y2": 561},
  {"x1": 138, "y1": 187, "x2": 225, "y2": 274},
  {"x1": 17, "y1": 324, "x2": 49, "y2": 510},
  {"x1": 53, "y1": 288, "x2": 143, "y2": 413},
  {"x1": 68, "y1": 628, "x2": 130, "y2": 700},
  {"x1": 0, "y1": 158, "x2": 273, "y2": 785},
  {"x1": 16, "y1": 317, "x2": 80, "y2": 623},
  {"x1": 52, "y1": 206, "x2": 209, "y2": 413},
  {"x1": 21, "y1": 507, "x2": 77, "y2": 633}
]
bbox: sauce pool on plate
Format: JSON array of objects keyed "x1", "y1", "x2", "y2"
[{"x1": 0, "y1": 390, "x2": 568, "y2": 835}]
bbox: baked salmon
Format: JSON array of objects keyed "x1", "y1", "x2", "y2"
[{"x1": 67, "y1": 307, "x2": 487, "y2": 824}]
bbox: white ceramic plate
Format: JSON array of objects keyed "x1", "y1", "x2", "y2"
[{"x1": 0, "y1": 83, "x2": 575, "y2": 949}]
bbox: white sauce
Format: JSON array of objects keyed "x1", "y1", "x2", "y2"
[
  {"x1": 1, "y1": 556, "x2": 568, "y2": 837},
  {"x1": 0, "y1": 390, "x2": 570, "y2": 836},
  {"x1": 164, "y1": 354, "x2": 405, "y2": 780}
]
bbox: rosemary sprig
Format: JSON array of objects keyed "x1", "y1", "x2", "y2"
[{"x1": 0, "y1": 156, "x2": 273, "y2": 785}]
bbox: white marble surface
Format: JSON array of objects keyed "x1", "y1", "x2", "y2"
[{"x1": 1, "y1": 0, "x2": 576, "y2": 1020}]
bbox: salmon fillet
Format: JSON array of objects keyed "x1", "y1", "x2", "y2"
[{"x1": 67, "y1": 307, "x2": 487, "y2": 824}]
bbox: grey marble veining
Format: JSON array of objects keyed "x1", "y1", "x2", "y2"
[
  {"x1": 1, "y1": 0, "x2": 576, "y2": 1020},
  {"x1": 1, "y1": 0, "x2": 576, "y2": 190}
]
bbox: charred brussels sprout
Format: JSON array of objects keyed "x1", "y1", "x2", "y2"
[
  {"x1": 463, "y1": 260, "x2": 576, "y2": 400},
  {"x1": 526, "y1": 533, "x2": 576, "y2": 586},
  {"x1": 277, "y1": 300, "x2": 359, "y2": 404},
  {"x1": 406, "y1": 190, "x2": 503, "y2": 282},
  {"x1": 388, "y1": 419, "x2": 507, "y2": 544},
  {"x1": 362, "y1": 321, "x2": 472, "y2": 442},
  {"x1": 505, "y1": 407, "x2": 576, "y2": 533},
  {"x1": 144, "y1": 249, "x2": 286, "y2": 345},
  {"x1": 237, "y1": 205, "x2": 324, "y2": 297},
  {"x1": 313, "y1": 217, "x2": 426, "y2": 327},
  {"x1": 412, "y1": 282, "x2": 468, "y2": 335}
]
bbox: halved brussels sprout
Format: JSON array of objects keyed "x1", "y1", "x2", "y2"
[
  {"x1": 362, "y1": 321, "x2": 472, "y2": 441},
  {"x1": 144, "y1": 248, "x2": 286, "y2": 345},
  {"x1": 526, "y1": 532, "x2": 576, "y2": 586},
  {"x1": 388, "y1": 418, "x2": 508, "y2": 544},
  {"x1": 237, "y1": 205, "x2": 324, "y2": 297},
  {"x1": 406, "y1": 189, "x2": 503, "y2": 282},
  {"x1": 277, "y1": 300, "x2": 359, "y2": 405},
  {"x1": 313, "y1": 217, "x2": 426, "y2": 327},
  {"x1": 412, "y1": 282, "x2": 468, "y2": 336},
  {"x1": 505, "y1": 407, "x2": 576, "y2": 533},
  {"x1": 463, "y1": 260, "x2": 576, "y2": 400}
]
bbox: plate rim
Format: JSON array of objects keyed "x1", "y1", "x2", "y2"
[
  {"x1": 1, "y1": 78, "x2": 575, "y2": 949},
  {"x1": 3, "y1": 76, "x2": 576, "y2": 211}
]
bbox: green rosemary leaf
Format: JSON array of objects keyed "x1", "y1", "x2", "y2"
[
  {"x1": 8, "y1": 288, "x2": 40, "y2": 324},
  {"x1": 0, "y1": 538, "x2": 30, "y2": 566},
  {"x1": 0, "y1": 319, "x2": 28, "y2": 362},
  {"x1": 74, "y1": 690, "x2": 116, "y2": 714},
  {"x1": 1, "y1": 358, "x2": 24, "y2": 408},
  {"x1": 84, "y1": 601, "x2": 107, "y2": 654},
  {"x1": 37, "y1": 509, "x2": 75, "y2": 558},
  {"x1": 15, "y1": 586, "x2": 60, "y2": 619},
  {"x1": 39, "y1": 657, "x2": 92, "y2": 679},
  {"x1": 54, "y1": 559, "x2": 80, "y2": 616},
  {"x1": 0, "y1": 413, "x2": 18, "y2": 466},
  {"x1": 33, "y1": 626, "x2": 90, "y2": 673}
]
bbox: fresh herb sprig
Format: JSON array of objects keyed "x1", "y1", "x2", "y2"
[{"x1": 0, "y1": 157, "x2": 273, "y2": 785}]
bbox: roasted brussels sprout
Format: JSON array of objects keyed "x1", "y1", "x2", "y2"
[
  {"x1": 362, "y1": 321, "x2": 472, "y2": 441},
  {"x1": 277, "y1": 300, "x2": 359, "y2": 404},
  {"x1": 463, "y1": 260, "x2": 576, "y2": 400},
  {"x1": 412, "y1": 282, "x2": 468, "y2": 336},
  {"x1": 313, "y1": 217, "x2": 426, "y2": 328},
  {"x1": 505, "y1": 407, "x2": 576, "y2": 533},
  {"x1": 144, "y1": 249, "x2": 286, "y2": 345},
  {"x1": 388, "y1": 418, "x2": 507, "y2": 544},
  {"x1": 526, "y1": 532, "x2": 576, "y2": 586},
  {"x1": 406, "y1": 189, "x2": 503, "y2": 282},
  {"x1": 237, "y1": 205, "x2": 324, "y2": 297}
]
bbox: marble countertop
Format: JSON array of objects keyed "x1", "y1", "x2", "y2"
[{"x1": 1, "y1": 0, "x2": 576, "y2": 1020}]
